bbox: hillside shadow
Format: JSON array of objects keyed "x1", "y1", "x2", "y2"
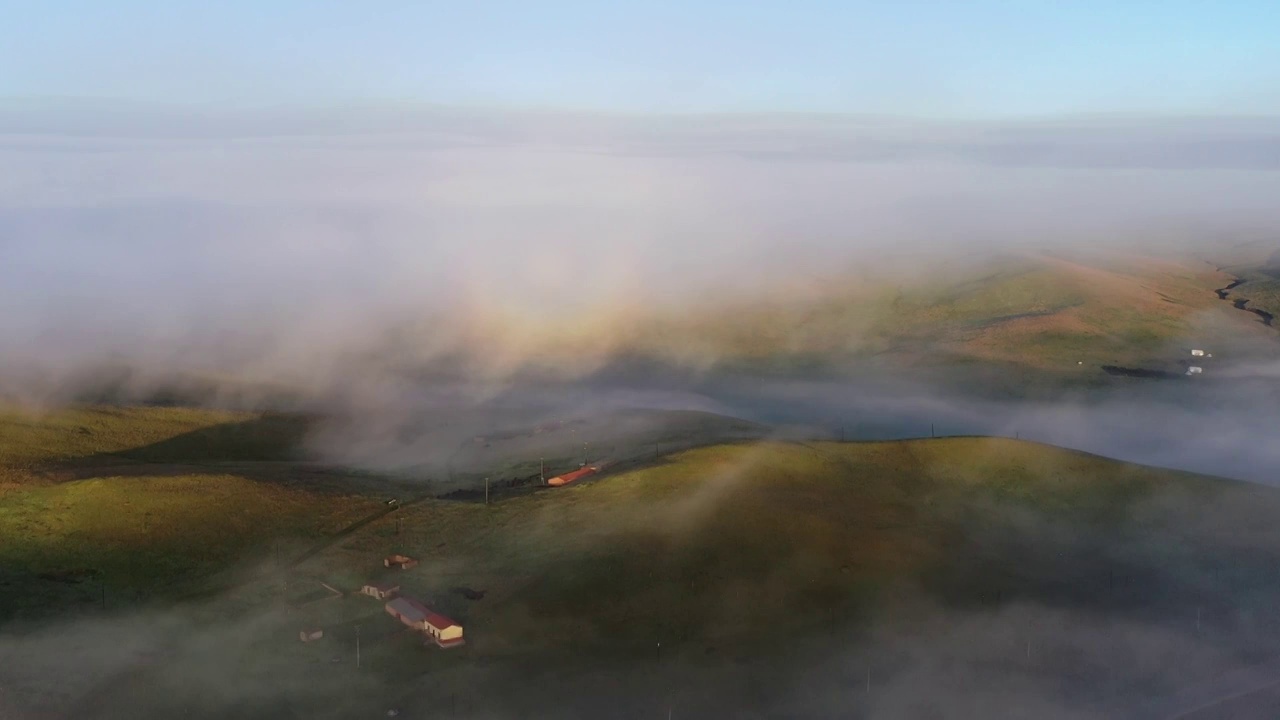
[
  {"x1": 118, "y1": 413, "x2": 313, "y2": 463},
  {"x1": 36, "y1": 414, "x2": 405, "y2": 494}
]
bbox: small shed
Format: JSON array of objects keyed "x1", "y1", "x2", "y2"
[
  {"x1": 384, "y1": 554, "x2": 418, "y2": 571},
  {"x1": 1187, "y1": 366, "x2": 1203, "y2": 375},
  {"x1": 362, "y1": 581, "x2": 400, "y2": 600},
  {"x1": 1191, "y1": 349, "x2": 1206, "y2": 357},
  {"x1": 299, "y1": 628, "x2": 324, "y2": 642}
]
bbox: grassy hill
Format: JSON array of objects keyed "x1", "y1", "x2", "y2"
[
  {"x1": 5, "y1": 404, "x2": 1280, "y2": 718},
  {"x1": 619, "y1": 250, "x2": 1273, "y2": 390},
  {"x1": 321, "y1": 437, "x2": 1274, "y2": 652},
  {"x1": 0, "y1": 406, "x2": 382, "y2": 620}
]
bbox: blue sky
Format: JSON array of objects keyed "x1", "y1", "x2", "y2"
[{"x1": 2, "y1": 0, "x2": 1278, "y2": 116}]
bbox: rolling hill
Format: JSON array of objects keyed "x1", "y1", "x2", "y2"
[
  {"x1": 4, "y1": 405, "x2": 1280, "y2": 717},
  {"x1": 595, "y1": 249, "x2": 1280, "y2": 394}
]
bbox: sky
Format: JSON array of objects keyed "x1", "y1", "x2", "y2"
[{"x1": 2, "y1": 0, "x2": 1279, "y2": 116}]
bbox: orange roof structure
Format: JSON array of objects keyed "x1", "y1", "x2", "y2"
[
  {"x1": 547, "y1": 465, "x2": 598, "y2": 487},
  {"x1": 424, "y1": 610, "x2": 461, "y2": 632}
]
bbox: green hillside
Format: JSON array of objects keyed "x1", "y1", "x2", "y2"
[
  {"x1": 5, "y1": 405, "x2": 1280, "y2": 718},
  {"x1": 320, "y1": 438, "x2": 1271, "y2": 653},
  {"x1": 627, "y1": 251, "x2": 1267, "y2": 387}
]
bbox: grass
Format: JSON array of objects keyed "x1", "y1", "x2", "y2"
[
  {"x1": 7, "y1": 404, "x2": 1280, "y2": 718},
  {"x1": 0, "y1": 405, "x2": 252, "y2": 469},
  {"x1": 6, "y1": 404, "x2": 1268, "y2": 641},
  {"x1": 0, "y1": 405, "x2": 379, "y2": 620},
  {"x1": 306, "y1": 437, "x2": 1275, "y2": 658},
  {"x1": 626, "y1": 251, "x2": 1257, "y2": 388}
]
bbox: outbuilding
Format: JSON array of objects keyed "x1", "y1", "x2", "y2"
[
  {"x1": 362, "y1": 581, "x2": 400, "y2": 600},
  {"x1": 1191, "y1": 349, "x2": 1206, "y2": 357},
  {"x1": 299, "y1": 628, "x2": 324, "y2": 642},
  {"x1": 384, "y1": 596, "x2": 465, "y2": 648},
  {"x1": 424, "y1": 610, "x2": 465, "y2": 648},
  {"x1": 385, "y1": 596, "x2": 433, "y2": 632},
  {"x1": 384, "y1": 554, "x2": 419, "y2": 571},
  {"x1": 547, "y1": 465, "x2": 598, "y2": 487}
]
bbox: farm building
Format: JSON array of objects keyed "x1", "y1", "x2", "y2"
[
  {"x1": 384, "y1": 554, "x2": 418, "y2": 570},
  {"x1": 361, "y1": 581, "x2": 400, "y2": 600},
  {"x1": 547, "y1": 465, "x2": 599, "y2": 487},
  {"x1": 424, "y1": 611, "x2": 465, "y2": 648},
  {"x1": 384, "y1": 597, "x2": 465, "y2": 648},
  {"x1": 299, "y1": 628, "x2": 324, "y2": 642},
  {"x1": 386, "y1": 596, "x2": 433, "y2": 631},
  {"x1": 1187, "y1": 366, "x2": 1203, "y2": 375},
  {"x1": 1191, "y1": 349, "x2": 1206, "y2": 357}
]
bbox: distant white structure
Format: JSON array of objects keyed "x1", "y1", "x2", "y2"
[
  {"x1": 1191, "y1": 349, "x2": 1207, "y2": 357},
  {"x1": 1187, "y1": 366, "x2": 1203, "y2": 375}
]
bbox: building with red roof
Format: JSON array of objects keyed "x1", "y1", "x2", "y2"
[
  {"x1": 547, "y1": 465, "x2": 598, "y2": 487},
  {"x1": 384, "y1": 596, "x2": 465, "y2": 648}
]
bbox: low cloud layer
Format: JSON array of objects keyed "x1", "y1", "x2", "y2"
[{"x1": 3, "y1": 106, "x2": 1280, "y2": 482}]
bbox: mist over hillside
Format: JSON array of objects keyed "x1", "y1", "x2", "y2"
[{"x1": 3, "y1": 107, "x2": 1280, "y2": 486}]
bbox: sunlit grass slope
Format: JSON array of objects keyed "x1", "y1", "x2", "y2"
[
  {"x1": 321, "y1": 437, "x2": 1277, "y2": 657},
  {"x1": 633, "y1": 251, "x2": 1251, "y2": 380},
  {"x1": 0, "y1": 405, "x2": 376, "y2": 620},
  {"x1": 6, "y1": 404, "x2": 1278, "y2": 665}
]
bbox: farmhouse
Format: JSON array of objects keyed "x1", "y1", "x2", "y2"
[
  {"x1": 299, "y1": 628, "x2": 324, "y2": 642},
  {"x1": 361, "y1": 581, "x2": 400, "y2": 600},
  {"x1": 384, "y1": 596, "x2": 465, "y2": 648},
  {"x1": 384, "y1": 554, "x2": 418, "y2": 570}
]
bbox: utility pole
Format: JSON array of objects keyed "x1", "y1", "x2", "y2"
[
  {"x1": 485, "y1": 477, "x2": 489, "y2": 505},
  {"x1": 540, "y1": 457, "x2": 545, "y2": 485},
  {"x1": 356, "y1": 624, "x2": 361, "y2": 669}
]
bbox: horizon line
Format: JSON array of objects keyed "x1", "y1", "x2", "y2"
[{"x1": 4, "y1": 95, "x2": 1280, "y2": 126}]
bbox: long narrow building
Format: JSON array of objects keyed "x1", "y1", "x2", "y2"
[{"x1": 385, "y1": 596, "x2": 465, "y2": 648}]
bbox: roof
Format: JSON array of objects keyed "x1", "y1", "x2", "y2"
[
  {"x1": 386, "y1": 596, "x2": 432, "y2": 623},
  {"x1": 364, "y1": 581, "x2": 400, "y2": 591},
  {"x1": 549, "y1": 466, "x2": 598, "y2": 486},
  {"x1": 385, "y1": 596, "x2": 460, "y2": 630},
  {"x1": 385, "y1": 554, "x2": 415, "y2": 562},
  {"x1": 424, "y1": 610, "x2": 460, "y2": 631}
]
